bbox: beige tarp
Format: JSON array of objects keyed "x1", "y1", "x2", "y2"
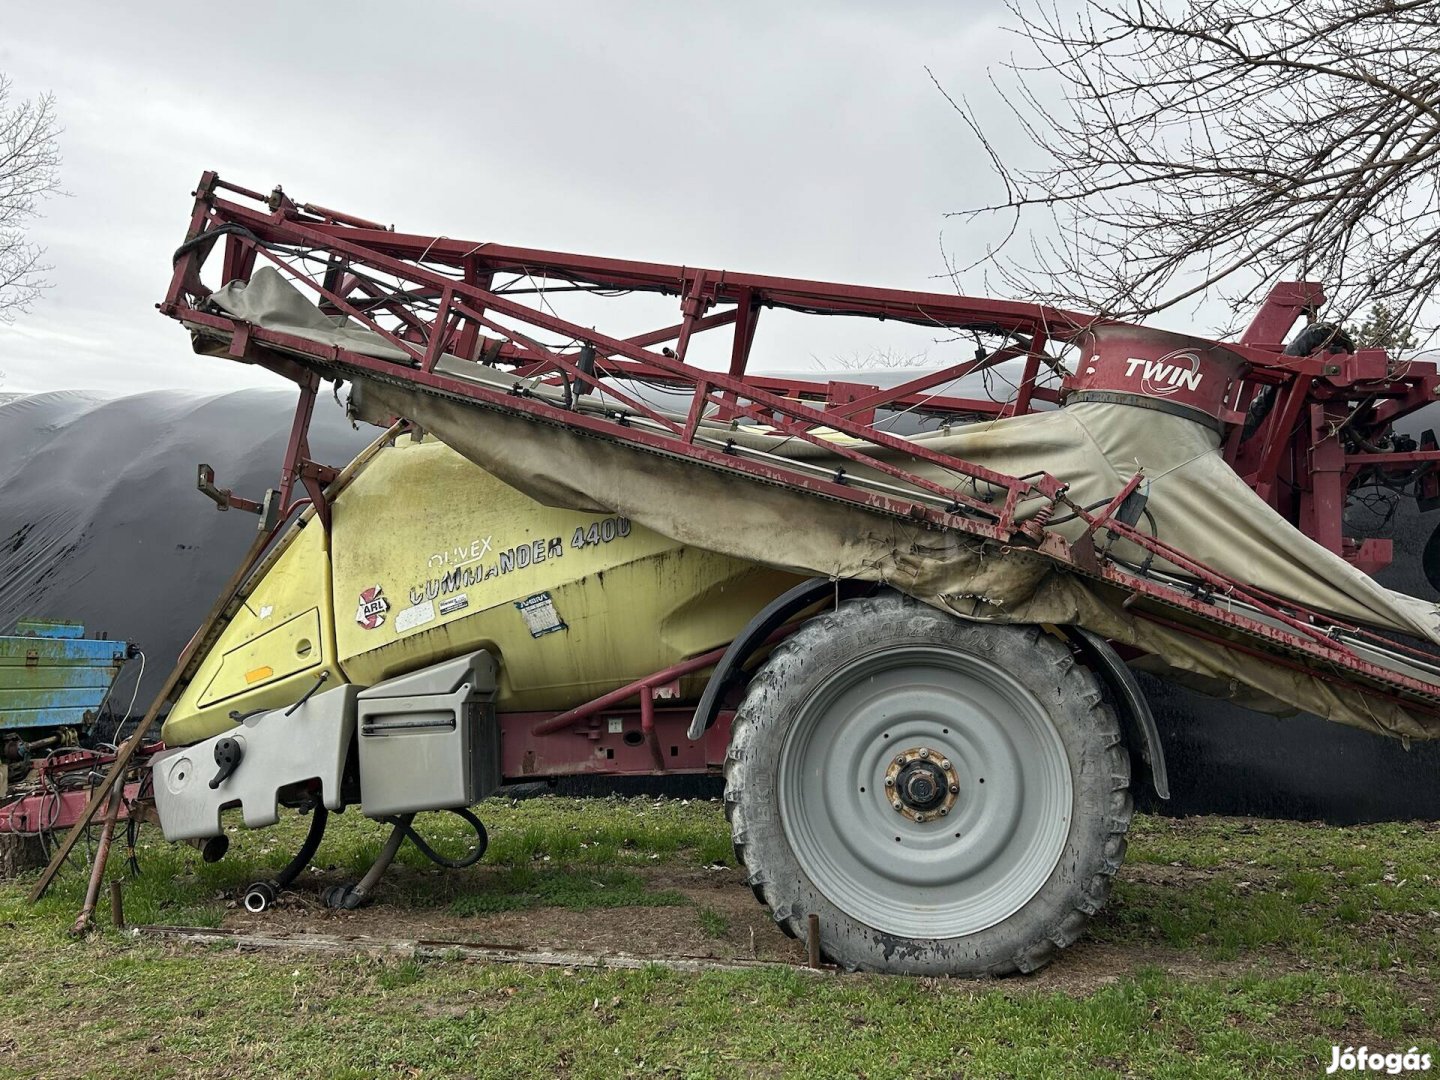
[{"x1": 201, "y1": 268, "x2": 1440, "y2": 739}]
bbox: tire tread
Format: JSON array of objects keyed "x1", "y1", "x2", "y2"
[{"x1": 724, "y1": 594, "x2": 1133, "y2": 977}]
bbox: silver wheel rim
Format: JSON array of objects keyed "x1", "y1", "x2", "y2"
[{"x1": 777, "y1": 643, "x2": 1073, "y2": 939}]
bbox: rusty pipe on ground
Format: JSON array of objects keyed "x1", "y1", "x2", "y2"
[
  {"x1": 110, "y1": 879, "x2": 125, "y2": 930},
  {"x1": 71, "y1": 780, "x2": 125, "y2": 935}
]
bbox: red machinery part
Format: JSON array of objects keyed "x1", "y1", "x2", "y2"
[
  {"x1": 0, "y1": 746, "x2": 159, "y2": 836},
  {"x1": 151, "y1": 173, "x2": 1440, "y2": 735},
  {"x1": 164, "y1": 173, "x2": 1440, "y2": 577},
  {"x1": 1064, "y1": 324, "x2": 1249, "y2": 427}
]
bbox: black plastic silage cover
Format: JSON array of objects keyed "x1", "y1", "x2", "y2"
[{"x1": 0, "y1": 389, "x2": 372, "y2": 712}]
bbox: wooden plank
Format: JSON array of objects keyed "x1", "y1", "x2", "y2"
[
  {"x1": 134, "y1": 924, "x2": 830, "y2": 976},
  {"x1": 0, "y1": 638, "x2": 128, "y2": 661},
  {"x1": 0, "y1": 687, "x2": 120, "y2": 710}
]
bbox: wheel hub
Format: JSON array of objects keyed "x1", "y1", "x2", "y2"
[
  {"x1": 776, "y1": 644, "x2": 1074, "y2": 940},
  {"x1": 885, "y1": 747, "x2": 959, "y2": 822}
]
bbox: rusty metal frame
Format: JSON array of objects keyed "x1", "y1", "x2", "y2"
[
  {"x1": 156, "y1": 173, "x2": 1440, "y2": 725},
  {"x1": 1232, "y1": 284, "x2": 1440, "y2": 568},
  {"x1": 165, "y1": 186, "x2": 1074, "y2": 537}
]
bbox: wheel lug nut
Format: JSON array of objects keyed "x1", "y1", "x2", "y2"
[
  {"x1": 938, "y1": 758, "x2": 950, "y2": 770},
  {"x1": 893, "y1": 755, "x2": 905, "y2": 766},
  {"x1": 949, "y1": 783, "x2": 959, "y2": 793},
  {"x1": 884, "y1": 777, "x2": 895, "y2": 787},
  {"x1": 939, "y1": 807, "x2": 949, "y2": 816},
  {"x1": 918, "y1": 748, "x2": 929, "y2": 759},
  {"x1": 915, "y1": 813, "x2": 926, "y2": 823}
]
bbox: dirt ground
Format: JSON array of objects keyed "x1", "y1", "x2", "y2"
[
  {"x1": 217, "y1": 861, "x2": 1281, "y2": 992},
  {"x1": 224, "y1": 863, "x2": 807, "y2": 965}
]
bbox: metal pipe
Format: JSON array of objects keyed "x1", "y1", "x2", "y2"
[
  {"x1": 109, "y1": 879, "x2": 125, "y2": 930},
  {"x1": 71, "y1": 780, "x2": 124, "y2": 934},
  {"x1": 640, "y1": 691, "x2": 665, "y2": 772},
  {"x1": 529, "y1": 645, "x2": 731, "y2": 737}
]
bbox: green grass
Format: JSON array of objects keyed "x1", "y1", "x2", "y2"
[
  {"x1": 698, "y1": 906, "x2": 731, "y2": 938},
  {"x1": 448, "y1": 866, "x2": 687, "y2": 915},
  {"x1": 0, "y1": 799, "x2": 1436, "y2": 1078},
  {"x1": 1096, "y1": 816, "x2": 1440, "y2": 971}
]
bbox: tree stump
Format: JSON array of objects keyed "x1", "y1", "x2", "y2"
[{"x1": 0, "y1": 833, "x2": 45, "y2": 879}]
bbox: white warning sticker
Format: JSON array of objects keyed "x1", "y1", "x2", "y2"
[
  {"x1": 439, "y1": 594, "x2": 469, "y2": 616},
  {"x1": 515, "y1": 592, "x2": 566, "y2": 638},
  {"x1": 395, "y1": 600, "x2": 436, "y2": 633}
]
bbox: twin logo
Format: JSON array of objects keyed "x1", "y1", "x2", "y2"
[{"x1": 1119, "y1": 350, "x2": 1204, "y2": 396}]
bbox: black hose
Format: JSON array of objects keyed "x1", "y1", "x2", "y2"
[
  {"x1": 1042, "y1": 497, "x2": 1113, "y2": 528},
  {"x1": 389, "y1": 807, "x2": 488, "y2": 869},
  {"x1": 171, "y1": 223, "x2": 265, "y2": 266},
  {"x1": 239, "y1": 804, "x2": 330, "y2": 913},
  {"x1": 273, "y1": 805, "x2": 329, "y2": 889},
  {"x1": 125, "y1": 814, "x2": 140, "y2": 877},
  {"x1": 315, "y1": 809, "x2": 487, "y2": 912},
  {"x1": 124, "y1": 767, "x2": 154, "y2": 877},
  {"x1": 324, "y1": 816, "x2": 409, "y2": 910}
]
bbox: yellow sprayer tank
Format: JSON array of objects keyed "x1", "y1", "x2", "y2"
[{"x1": 162, "y1": 434, "x2": 801, "y2": 747}]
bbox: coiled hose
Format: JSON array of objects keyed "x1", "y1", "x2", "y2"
[{"x1": 322, "y1": 808, "x2": 488, "y2": 911}]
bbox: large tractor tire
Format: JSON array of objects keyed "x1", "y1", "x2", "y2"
[{"x1": 724, "y1": 593, "x2": 1132, "y2": 976}]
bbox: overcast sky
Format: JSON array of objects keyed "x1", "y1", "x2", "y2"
[{"x1": 0, "y1": 0, "x2": 1074, "y2": 396}]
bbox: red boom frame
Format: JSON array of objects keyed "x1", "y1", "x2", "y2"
[{"x1": 151, "y1": 173, "x2": 1440, "y2": 740}]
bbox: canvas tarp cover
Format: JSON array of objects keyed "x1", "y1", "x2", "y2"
[{"x1": 203, "y1": 269, "x2": 1440, "y2": 740}]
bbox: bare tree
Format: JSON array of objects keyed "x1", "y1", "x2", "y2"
[
  {"x1": 814, "y1": 346, "x2": 934, "y2": 371},
  {"x1": 949, "y1": 1, "x2": 1440, "y2": 338},
  {"x1": 0, "y1": 76, "x2": 61, "y2": 322}
]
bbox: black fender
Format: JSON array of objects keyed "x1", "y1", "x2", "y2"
[
  {"x1": 686, "y1": 577, "x2": 840, "y2": 741},
  {"x1": 689, "y1": 580, "x2": 1168, "y2": 800},
  {"x1": 1068, "y1": 628, "x2": 1170, "y2": 800}
]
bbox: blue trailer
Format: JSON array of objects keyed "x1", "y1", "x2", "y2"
[{"x1": 0, "y1": 620, "x2": 133, "y2": 772}]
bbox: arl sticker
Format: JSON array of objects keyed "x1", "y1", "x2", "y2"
[
  {"x1": 1122, "y1": 350, "x2": 1203, "y2": 397},
  {"x1": 515, "y1": 592, "x2": 566, "y2": 638},
  {"x1": 355, "y1": 585, "x2": 390, "y2": 630}
]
